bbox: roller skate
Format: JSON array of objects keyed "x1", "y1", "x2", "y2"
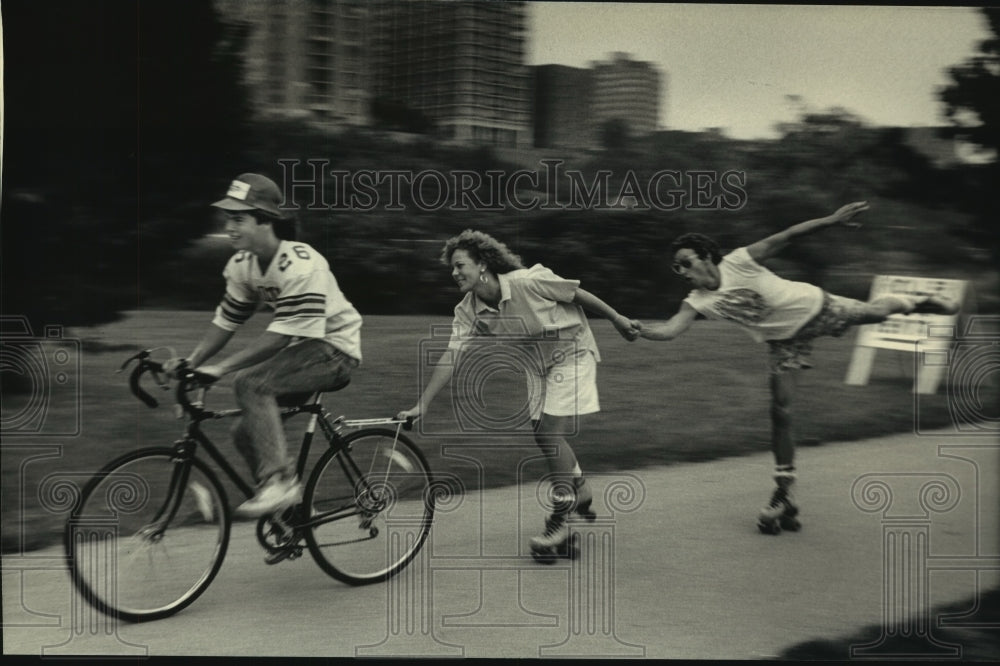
[
  {"x1": 530, "y1": 477, "x2": 595, "y2": 564},
  {"x1": 898, "y1": 293, "x2": 961, "y2": 317},
  {"x1": 912, "y1": 293, "x2": 960, "y2": 316},
  {"x1": 757, "y1": 470, "x2": 800, "y2": 535}
]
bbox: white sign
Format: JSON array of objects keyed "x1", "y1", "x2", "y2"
[{"x1": 845, "y1": 275, "x2": 967, "y2": 394}]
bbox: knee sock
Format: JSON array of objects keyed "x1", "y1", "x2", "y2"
[{"x1": 774, "y1": 465, "x2": 796, "y2": 487}]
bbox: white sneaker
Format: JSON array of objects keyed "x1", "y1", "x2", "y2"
[
  {"x1": 188, "y1": 481, "x2": 214, "y2": 522},
  {"x1": 235, "y1": 476, "x2": 302, "y2": 518}
]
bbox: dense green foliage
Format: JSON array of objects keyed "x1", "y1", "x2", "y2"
[
  {"x1": 2, "y1": 1, "x2": 251, "y2": 328},
  {"x1": 147, "y1": 117, "x2": 997, "y2": 318},
  {"x1": 937, "y1": 7, "x2": 1000, "y2": 268},
  {"x1": 3, "y1": 6, "x2": 997, "y2": 329}
]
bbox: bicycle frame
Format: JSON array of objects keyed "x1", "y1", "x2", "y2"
[
  {"x1": 123, "y1": 351, "x2": 414, "y2": 532},
  {"x1": 175, "y1": 400, "x2": 328, "y2": 503},
  {"x1": 181, "y1": 398, "x2": 391, "y2": 532}
]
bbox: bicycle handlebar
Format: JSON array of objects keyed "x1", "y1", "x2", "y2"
[{"x1": 118, "y1": 350, "x2": 216, "y2": 413}]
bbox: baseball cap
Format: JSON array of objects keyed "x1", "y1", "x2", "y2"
[{"x1": 211, "y1": 173, "x2": 286, "y2": 218}]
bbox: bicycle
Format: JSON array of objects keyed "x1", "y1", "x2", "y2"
[{"x1": 64, "y1": 349, "x2": 435, "y2": 623}]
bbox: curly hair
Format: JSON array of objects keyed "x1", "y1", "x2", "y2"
[
  {"x1": 440, "y1": 229, "x2": 524, "y2": 274},
  {"x1": 670, "y1": 232, "x2": 722, "y2": 265}
]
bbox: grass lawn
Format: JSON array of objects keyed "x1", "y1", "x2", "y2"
[{"x1": 2, "y1": 310, "x2": 990, "y2": 553}]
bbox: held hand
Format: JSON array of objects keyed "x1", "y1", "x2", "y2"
[
  {"x1": 627, "y1": 319, "x2": 642, "y2": 341},
  {"x1": 832, "y1": 201, "x2": 869, "y2": 228},
  {"x1": 613, "y1": 316, "x2": 642, "y2": 342},
  {"x1": 396, "y1": 406, "x2": 422, "y2": 422}
]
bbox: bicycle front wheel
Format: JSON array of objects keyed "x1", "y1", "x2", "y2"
[
  {"x1": 304, "y1": 428, "x2": 434, "y2": 585},
  {"x1": 65, "y1": 448, "x2": 230, "y2": 622}
]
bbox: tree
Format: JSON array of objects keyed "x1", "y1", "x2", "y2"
[
  {"x1": 937, "y1": 7, "x2": 1000, "y2": 264},
  {"x1": 939, "y1": 8, "x2": 1000, "y2": 159},
  {"x1": 1, "y1": 1, "x2": 252, "y2": 328},
  {"x1": 599, "y1": 118, "x2": 631, "y2": 151},
  {"x1": 2, "y1": 2, "x2": 140, "y2": 328},
  {"x1": 136, "y1": 2, "x2": 254, "y2": 276}
]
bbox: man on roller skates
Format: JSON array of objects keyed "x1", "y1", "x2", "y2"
[{"x1": 634, "y1": 201, "x2": 960, "y2": 534}]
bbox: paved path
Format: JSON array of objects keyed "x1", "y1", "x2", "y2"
[{"x1": 4, "y1": 428, "x2": 998, "y2": 659}]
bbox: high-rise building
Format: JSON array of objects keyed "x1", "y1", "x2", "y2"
[
  {"x1": 217, "y1": 0, "x2": 532, "y2": 145},
  {"x1": 369, "y1": 0, "x2": 530, "y2": 147},
  {"x1": 590, "y1": 52, "x2": 662, "y2": 137},
  {"x1": 221, "y1": 0, "x2": 371, "y2": 126},
  {"x1": 532, "y1": 65, "x2": 594, "y2": 149}
]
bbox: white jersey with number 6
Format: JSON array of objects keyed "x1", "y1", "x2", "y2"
[{"x1": 211, "y1": 240, "x2": 362, "y2": 362}]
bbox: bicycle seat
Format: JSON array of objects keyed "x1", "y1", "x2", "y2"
[
  {"x1": 277, "y1": 379, "x2": 350, "y2": 407},
  {"x1": 324, "y1": 378, "x2": 350, "y2": 394}
]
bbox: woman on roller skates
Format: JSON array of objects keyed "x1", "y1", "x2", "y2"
[
  {"x1": 634, "y1": 201, "x2": 960, "y2": 534},
  {"x1": 397, "y1": 229, "x2": 640, "y2": 555}
]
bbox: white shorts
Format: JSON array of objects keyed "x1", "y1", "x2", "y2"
[{"x1": 525, "y1": 349, "x2": 600, "y2": 420}]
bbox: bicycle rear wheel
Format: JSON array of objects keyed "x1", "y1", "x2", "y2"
[
  {"x1": 304, "y1": 428, "x2": 434, "y2": 585},
  {"x1": 65, "y1": 447, "x2": 230, "y2": 622}
]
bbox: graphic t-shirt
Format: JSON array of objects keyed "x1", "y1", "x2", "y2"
[
  {"x1": 211, "y1": 240, "x2": 362, "y2": 361},
  {"x1": 682, "y1": 247, "x2": 823, "y2": 342}
]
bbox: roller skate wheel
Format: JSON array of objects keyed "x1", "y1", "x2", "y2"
[
  {"x1": 779, "y1": 516, "x2": 801, "y2": 532},
  {"x1": 531, "y1": 548, "x2": 558, "y2": 565},
  {"x1": 757, "y1": 519, "x2": 781, "y2": 535}
]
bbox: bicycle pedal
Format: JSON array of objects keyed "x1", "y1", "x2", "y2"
[{"x1": 264, "y1": 546, "x2": 302, "y2": 565}]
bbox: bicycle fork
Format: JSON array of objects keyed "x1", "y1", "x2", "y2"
[{"x1": 137, "y1": 439, "x2": 199, "y2": 541}]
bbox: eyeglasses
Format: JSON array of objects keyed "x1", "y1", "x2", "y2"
[{"x1": 671, "y1": 257, "x2": 697, "y2": 274}]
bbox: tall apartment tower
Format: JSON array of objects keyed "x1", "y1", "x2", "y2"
[
  {"x1": 590, "y1": 52, "x2": 662, "y2": 137},
  {"x1": 532, "y1": 65, "x2": 594, "y2": 149},
  {"x1": 225, "y1": 0, "x2": 371, "y2": 125},
  {"x1": 370, "y1": 0, "x2": 530, "y2": 148}
]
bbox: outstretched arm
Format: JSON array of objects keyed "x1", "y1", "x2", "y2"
[
  {"x1": 397, "y1": 357, "x2": 454, "y2": 421},
  {"x1": 746, "y1": 201, "x2": 869, "y2": 263},
  {"x1": 572, "y1": 288, "x2": 641, "y2": 341},
  {"x1": 638, "y1": 302, "x2": 698, "y2": 341}
]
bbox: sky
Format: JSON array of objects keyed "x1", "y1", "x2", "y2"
[{"x1": 527, "y1": 3, "x2": 991, "y2": 139}]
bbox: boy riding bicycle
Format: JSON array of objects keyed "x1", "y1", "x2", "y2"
[{"x1": 165, "y1": 173, "x2": 362, "y2": 518}]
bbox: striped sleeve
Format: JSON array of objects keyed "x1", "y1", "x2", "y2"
[
  {"x1": 211, "y1": 259, "x2": 258, "y2": 332},
  {"x1": 216, "y1": 292, "x2": 257, "y2": 328},
  {"x1": 266, "y1": 272, "x2": 328, "y2": 339}
]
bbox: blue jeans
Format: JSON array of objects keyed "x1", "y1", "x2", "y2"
[{"x1": 230, "y1": 339, "x2": 357, "y2": 486}]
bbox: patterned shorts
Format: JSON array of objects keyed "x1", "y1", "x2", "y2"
[{"x1": 767, "y1": 292, "x2": 870, "y2": 373}]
